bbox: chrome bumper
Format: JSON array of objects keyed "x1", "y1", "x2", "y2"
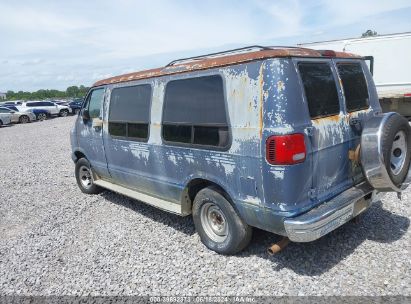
[{"x1": 284, "y1": 182, "x2": 380, "y2": 242}]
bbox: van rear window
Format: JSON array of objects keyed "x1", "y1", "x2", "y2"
[
  {"x1": 337, "y1": 63, "x2": 369, "y2": 112},
  {"x1": 298, "y1": 63, "x2": 340, "y2": 119}
]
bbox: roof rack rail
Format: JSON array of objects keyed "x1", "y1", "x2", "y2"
[{"x1": 166, "y1": 45, "x2": 273, "y2": 67}]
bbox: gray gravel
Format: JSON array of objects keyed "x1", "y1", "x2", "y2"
[{"x1": 0, "y1": 116, "x2": 410, "y2": 296}]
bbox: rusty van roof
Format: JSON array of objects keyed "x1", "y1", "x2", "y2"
[{"x1": 93, "y1": 45, "x2": 361, "y2": 87}]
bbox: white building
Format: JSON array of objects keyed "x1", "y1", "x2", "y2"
[{"x1": 0, "y1": 92, "x2": 6, "y2": 100}]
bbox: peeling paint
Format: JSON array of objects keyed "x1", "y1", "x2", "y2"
[{"x1": 271, "y1": 169, "x2": 285, "y2": 180}]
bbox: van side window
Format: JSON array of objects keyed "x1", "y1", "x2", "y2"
[
  {"x1": 337, "y1": 63, "x2": 369, "y2": 112},
  {"x1": 108, "y1": 84, "x2": 152, "y2": 141},
  {"x1": 162, "y1": 75, "x2": 229, "y2": 148},
  {"x1": 298, "y1": 63, "x2": 340, "y2": 119}
]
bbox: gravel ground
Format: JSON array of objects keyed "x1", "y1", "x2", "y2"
[{"x1": 0, "y1": 116, "x2": 410, "y2": 296}]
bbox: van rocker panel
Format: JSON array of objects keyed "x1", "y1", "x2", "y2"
[{"x1": 93, "y1": 179, "x2": 187, "y2": 215}]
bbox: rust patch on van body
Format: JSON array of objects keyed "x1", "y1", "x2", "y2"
[
  {"x1": 312, "y1": 114, "x2": 341, "y2": 124},
  {"x1": 93, "y1": 48, "x2": 361, "y2": 87}
]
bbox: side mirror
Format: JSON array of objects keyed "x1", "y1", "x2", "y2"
[{"x1": 82, "y1": 109, "x2": 90, "y2": 121}]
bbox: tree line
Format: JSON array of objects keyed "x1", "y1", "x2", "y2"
[{"x1": 4, "y1": 85, "x2": 89, "y2": 101}]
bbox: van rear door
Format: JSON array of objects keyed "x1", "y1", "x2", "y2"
[
  {"x1": 296, "y1": 59, "x2": 352, "y2": 203},
  {"x1": 335, "y1": 59, "x2": 374, "y2": 182},
  {"x1": 296, "y1": 58, "x2": 373, "y2": 203}
]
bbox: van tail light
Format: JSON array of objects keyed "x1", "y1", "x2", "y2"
[{"x1": 266, "y1": 134, "x2": 306, "y2": 165}]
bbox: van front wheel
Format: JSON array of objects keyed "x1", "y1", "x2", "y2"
[
  {"x1": 193, "y1": 187, "x2": 252, "y2": 255},
  {"x1": 75, "y1": 158, "x2": 103, "y2": 194}
]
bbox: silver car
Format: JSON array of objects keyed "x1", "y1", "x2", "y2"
[
  {"x1": 0, "y1": 107, "x2": 36, "y2": 123},
  {"x1": 20, "y1": 101, "x2": 70, "y2": 117},
  {"x1": 0, "y1": 112, "x2": 12, "y2": 126}
]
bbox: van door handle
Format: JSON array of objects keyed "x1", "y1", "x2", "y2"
[{"x1": 305, "y1": 126, "x2": 314, "y2": 137}]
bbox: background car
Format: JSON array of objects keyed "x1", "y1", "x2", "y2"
[
  {"x1": 0, "y1": 112, "x2": 12, "y2": 127},
  {"x1": 0, "y1": 106, "x2": 37, "y2": 123},
  {"x1": 20, "y1": 101, "x2": 70, "y2": 117},
  {"x1": 52, "y1": 100, "x2": 69, "y2": 106},
  {"x1": 3, "y1": 101, "x2": 23, "y2": 106},
  {"x1": 4, "y1": 105, "x2": 50, "y2": 121},
  {"x1": 68, "y1": 99, "x2": 83, "y2": 114}
]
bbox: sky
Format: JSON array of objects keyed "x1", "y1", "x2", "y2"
[{"x1": 1, "y1": 0, "x2": 410, "y2": 92}]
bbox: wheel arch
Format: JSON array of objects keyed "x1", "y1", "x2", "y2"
[
  {"x1": 73, "y1": 150, "x2": 87, "y2": 163},
  {"x1": 181, "y1": 177, "x2": 238, "y2": 215}
]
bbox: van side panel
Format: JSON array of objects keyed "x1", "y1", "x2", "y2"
[{"x1": 101, "y1": 62, "x2": 265, "y2": 217}]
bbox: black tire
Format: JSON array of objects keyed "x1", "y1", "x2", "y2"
[
  {"x1": 382, "y1": 114, "x2": 411, "y2": 186},
  {"x1": 37, "y1": 113, "x2": 47, "y2": 121},
  {"x1": 19, "y1": 115, "x2": 29, "y2": 123},
  {"x1": 59, "y1": 109, "x2": 69, "y2": 117},
  {"x1": 192, "y1": 186, "x2": 252, "y2": 255},
  {"x1": 0, "y1": 120, "x2": 3, "y2": 127},
  {"x1": 75, "y1": 158, "x2": 103, "y2": 194}
]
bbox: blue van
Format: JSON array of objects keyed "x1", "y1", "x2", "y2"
[{"x1": 70, "y1": 46, "x2": 411, "y2": 254}]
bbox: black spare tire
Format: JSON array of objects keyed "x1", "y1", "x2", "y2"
[
  {"x1": 382, "y1": 114, "x2": 411, "y2": 186},
  {"x1": 361, "y1": 112, "x2": 411, "y2": 191}
]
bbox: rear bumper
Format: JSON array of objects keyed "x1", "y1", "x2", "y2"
[{"x1": 284, "y1": 182, "x2": 382, "y2": 242}]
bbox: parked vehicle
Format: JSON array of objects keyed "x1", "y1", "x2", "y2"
[
  {"x1": 68, "y1": 99, "x2": 83, "y2": 114},
  {"x1": 0, "y1": 112, "x2": 12, "y2": 127},
  {"x1": 0, "y1": 106, "x2": 36, "y2": 123},
  {"x1": 298, "y1": 32, "x2": 411, "y2": 118},
  {"x1": 53, "y1": 100, "x2": 69, "y2": 106},
  {"x1": 20, "y1": 101, "x2": 70, "y2": 117},
  {"x1": 3, "y1": 101, "x2": 23, "y2": 106},
  {"x1": 70, "y1": 46, "x2": 411, "y2": 255},
  {"x1": 2, "y1": 105, "x2": 49, "y2": 121}
]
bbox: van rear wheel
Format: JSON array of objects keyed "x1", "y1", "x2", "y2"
[
  {"x1": 75, "y1": 158, "x2": 103, "y2": 194},
  {"x1": 192, "y1": 187, "x2": 252, "y2": 255}
]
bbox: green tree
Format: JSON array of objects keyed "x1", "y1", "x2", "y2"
[
  {"x1": 361, "y1": 30, "x2": 378, "y2": 38},
  {"x1": 66, "y1": 86, "x2": 80, "y2": 97},
  {"x1": 4, "y1": 85, "x2": 89, "y2": 101}
]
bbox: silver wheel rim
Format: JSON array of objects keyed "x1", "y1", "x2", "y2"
[
  {"x1": 390, "y1": 130, "x2": 407, "y2": 176},
  {"x1": 79, "y1": 165, "x2": 93, "y2": 189},
  {"x1": 38, "y1": 113, "x2": 46, "y2": 120},
  {"x1": 200, "y1": 202, "x2": 228, "y2": 242},
  {"x1": 20, "y1": 116, "x2": 29, "y2": 123},
  {"x1": 61, "y1": 110, "x2": 68, "y2": 117}
]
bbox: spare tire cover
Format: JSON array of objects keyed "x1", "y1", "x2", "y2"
[{"x1": 361, "y1": 112, "x2": 411, "y2": 192}]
